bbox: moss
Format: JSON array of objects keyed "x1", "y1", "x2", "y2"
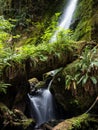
[
  {"x1": 53, "y1": 114, "x2": 98, "y2": 130},
  {"x1": 69, "y1": 114, "x2": 89, "y2": 129},
  {"x1": 35, "y1": 81, "x2": 45, "y2": 89},
  {"x1": 0, "y1": 103, "x2": 35, "y2": 130},
  {"x1": 21, "y1": 119, "x2": 34, "y2": 129},
  {"x1": 72, "y1": 0, "x2": 93, "y2": 41}
]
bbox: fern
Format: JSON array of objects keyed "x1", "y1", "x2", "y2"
[{"x1": 0, "y1": 82, "x2": 10, "y2": 94}]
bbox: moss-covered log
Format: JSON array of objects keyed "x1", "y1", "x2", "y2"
[
  {"x1": 53, "y1": 114, "x2": 98, "y2": 130},
  {"x1": 3, "y1": 41, "x2": 96, "y2": 85},
  {"x1": 3, "y1": 47, "x2": 72, "y2": 84}
]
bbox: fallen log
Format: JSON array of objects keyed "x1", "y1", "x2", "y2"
[
  {"x1": 53, "y1": 114, "x2": 98, "y2": 130},
  {"x1": 2, "y1": 41, "x2": 96, "y2": 85}
]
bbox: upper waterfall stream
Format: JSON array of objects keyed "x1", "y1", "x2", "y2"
[{"x1": 50, "y1": 0, "x2": 78, "y2": 42}]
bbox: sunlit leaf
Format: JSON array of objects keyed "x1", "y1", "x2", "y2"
[{"x1": 73, "y1": 81, "x2": 76, "y2": 89}]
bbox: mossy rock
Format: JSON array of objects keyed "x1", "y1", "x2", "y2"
[
  {"x1": 28, "y1": 78, "x2": 39, "y2": 86},
  {"x1": 35, "y1": 81, "x2": 46, "y2": 89}
]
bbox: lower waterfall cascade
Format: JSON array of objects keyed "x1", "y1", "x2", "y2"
[{"x1": 27, "y1": 83, "x2": 57, "y2": 128}]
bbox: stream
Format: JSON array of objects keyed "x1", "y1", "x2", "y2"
[
  {"x1": 27, "y1": 0, "x2": 78, "y2": 129},
  {"x1": 28, "y1": 81, "x2": 57, "y2": 128}
]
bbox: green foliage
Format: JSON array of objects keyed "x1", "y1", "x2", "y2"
[
  {"x1": 56, "y1": 29, "x2": 75, "y2": 50},
  {"x1": 73, "y1": 0, "x2": 92, "y2": 41},
  {"x1": 66, "y1": 73, "x2": 80, "y2": 90},
  {"x1": 0, "y1": 16, "x2": 13, "y2": 31},
  {"x1": 0, "y1": 16, "x2": 14, "y2": 69},
  {"x1": 0, "y1": 82, "x2": 10, "y2": 94},
  {"x1": 41, "y1": 13, "x2": 60, "y2": 43},
  {"x1": 0, "y1": 16, "x2": 13, "y2": 71},
  {"x1": 77, "y1": 47, "x2": 98, "y2": 85},
  {"x1": 73, "y1": 19, "x2": 92, "y2": 41},
  {"x1": 79, "y1": 47, "x2": 98, "y2": 71},
  {"x1": 13, "y1": 29, "x2": 75, "y2": 63},
  {"x1": 0, "y1": 16, "x2": 13, "y2": 94},
  {"x1": 65, "y1": 47, "x2": 98, "y2": 91},
  {"x1": 0, "y1": 14, "x2": 76, "y2": 95},
  {"x1": 0, "y1": 16, "x2": 14, "y2": 46}
]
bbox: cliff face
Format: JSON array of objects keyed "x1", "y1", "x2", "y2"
[
  {"x1": 72, "y1": 0, "x2": 92, "y2": 41},
  {"x1": 72, "y1": 0, "x2": 98, "y2": 42}
]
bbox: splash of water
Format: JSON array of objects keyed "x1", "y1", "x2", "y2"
[{"x1": 50, "y1": 0, "x2": 78, "y2": 42}]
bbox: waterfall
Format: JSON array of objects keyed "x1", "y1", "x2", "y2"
[
  {"x1": 50, "y1": 0, "x2": 78, "y2": 42},
  {"x1": 27, "y1": 0, "x2": 78, "y2": 127},
  {"x1": 28, "y1": 80, "x2": 56, "y2": 128}
]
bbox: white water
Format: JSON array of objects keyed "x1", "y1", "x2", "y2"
[
  {"x1": 50, "y1": 0, "x2": 78, "y2": 42},
  {"x1": 28, "y1": 81, "x2": 56, "y2": 128}
]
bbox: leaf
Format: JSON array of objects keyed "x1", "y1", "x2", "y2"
[
  {"x1": 93, "y1": 61, "x2": 98, "y2": 67},
  {"x1": 90, "y1": 76, "x2": 97, "y2": 85},
  {"x1": 66, "y1": 77, "x2": 71, "y2": 89},
  {"x1": 77, "y1": 75, "x2": 84, "y2": 84},
  {"x1": 73, "y1": 81, "x2": 76, "y2": 89},
  {"x1": 82, "y1": 74, "x2": 89, "y2": 86}
]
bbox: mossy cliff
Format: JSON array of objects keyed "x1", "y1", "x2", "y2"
[
  {"x1": 72, "y1": 0, "x2": 98, "y2": 42},
  {"x1": 72, "y1": 0, "x2": 93, "y2": 41}
]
